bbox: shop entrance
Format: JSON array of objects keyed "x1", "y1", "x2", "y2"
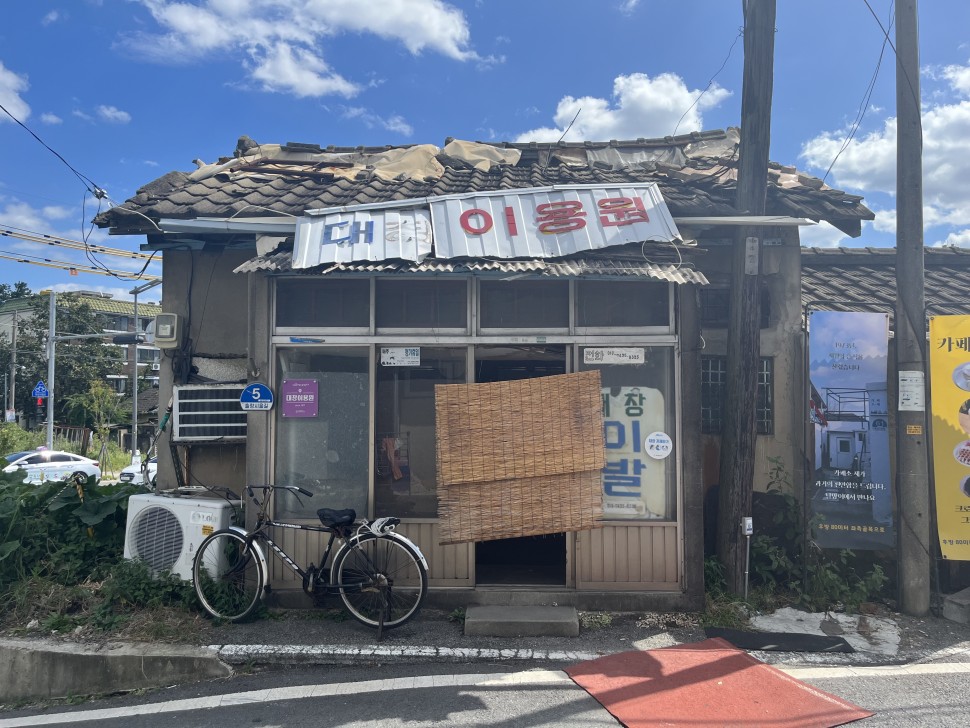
[{"x1": 473, "y1": 345, "x2": 568, "y2": 586}]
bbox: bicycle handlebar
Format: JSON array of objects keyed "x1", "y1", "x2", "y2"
[{"x1": 246, "y1": 484, "x2": 314, "y2": 499}]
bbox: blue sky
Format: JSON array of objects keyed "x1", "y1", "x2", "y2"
[{"x1": 2, "y1": 0, "x2": 970, "y2": 302}]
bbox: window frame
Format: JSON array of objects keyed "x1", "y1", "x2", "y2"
[{"x1": 701, "y1": 355, "x2": 774, "y2": 436}]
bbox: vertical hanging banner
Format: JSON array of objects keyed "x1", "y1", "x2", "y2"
[
  {"x1": 928, "y1": 316, "x2": 970, "y2": 561},
  {"x1": 808, "y1": 311, "x2": 894, "y2": 549}
]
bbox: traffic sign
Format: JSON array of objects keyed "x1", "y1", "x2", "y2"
[
  {"x1": 32, "y1": 381, "x2": 49, "y2": 399},
  {"x1": 240, "y1": 383, "x2": 274, "y2": 411}
]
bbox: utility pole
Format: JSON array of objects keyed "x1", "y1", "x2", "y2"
[
  {"x1": 717, "y1": 0, "x2": 776, "y2": 594},
  {"x1": 894, "y1": 0, "x2": 930, "y2": 616},
  {"x1": 129, "y1": 279, "x2": 162, "y2": 458},
  {"x1": 9, "y1": 309, "x2": 17, "y2": 420},
  {"x1": 46, "y1": 291, "x2": 56, "y2": 449}
]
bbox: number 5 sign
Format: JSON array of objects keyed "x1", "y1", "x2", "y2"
[{"x1": 240, "y1": 383, "x2": 274, "y2": 411}]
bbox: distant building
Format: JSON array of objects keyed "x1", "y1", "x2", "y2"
[{"x1": 0, "y1": 290, "x2": 162, "y2": 402}]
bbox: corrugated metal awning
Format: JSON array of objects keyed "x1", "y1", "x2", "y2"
[{"x1": 235, "y1": 247, "x2": 709, "y2": 285}]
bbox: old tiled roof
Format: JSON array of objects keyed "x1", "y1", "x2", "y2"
[
  {"x1": 801, "y1": 247, "x2": 970, "y2": 325},
  {"x1": 95, "y1": 130, "x2": 874, "y2": 238},
  {"x1": 0, "y1": 292, "x2": 161, "y2": 317}
]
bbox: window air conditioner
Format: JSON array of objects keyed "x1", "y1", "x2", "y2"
[
  {"x1": 123, "y1": 493, "x2": 237, "y2": 581},
  {"x1": 172, "y1": 384, "x2": 247, "y2": 442}
]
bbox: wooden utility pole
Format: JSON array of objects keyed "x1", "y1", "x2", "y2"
[
  {"x1": 717, "y1": 0, "x2": 776, "y2": 594},
  {"x1": 894, "y1": 0, "x2": 930, "y2": 616}
]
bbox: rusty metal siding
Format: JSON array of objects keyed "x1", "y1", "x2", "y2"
[{"x1": 576, "y1": 524, "x2": 680, "y2": 590}]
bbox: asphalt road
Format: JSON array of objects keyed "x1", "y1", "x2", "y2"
[{"x1": 1, "y1": 659, "x2": 969, "y2": 727}]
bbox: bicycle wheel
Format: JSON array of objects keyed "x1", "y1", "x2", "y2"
[
  {"x1": 193, "y1": 529, "x2": 265, "y2": 621},
  {"x1": 332, "y1": 533, "x2": 427, "y2": 630}
]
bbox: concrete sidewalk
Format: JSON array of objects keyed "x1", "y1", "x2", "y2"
[{"x1": 3, "y1": 605, "x2": 970, "y2": 704}]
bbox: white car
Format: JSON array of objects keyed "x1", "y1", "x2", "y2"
[
  {"x1": 119, "y1": 456, "x2": 157, "y2": 486},
  {"x1": 2, "y1": 449, "x2": 101, "y2": 485}
]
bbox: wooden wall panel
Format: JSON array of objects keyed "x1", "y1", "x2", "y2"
[{"x1": 577, "y1": 524, "x2": 680, "y2": 591}]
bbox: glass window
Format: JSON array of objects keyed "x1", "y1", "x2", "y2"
[
  {"x1": 274, "y1": 347, "x2": 370, "y2": 519},
  {"x1": 376, "y1": 279, "x2": 467, "y2": 330},
  {"x1": 276, "y1": 279, "x2": 370, "y2": 329},
  {"x1": 576, "y1": 280, "x2": 670, "y2": 329},
  {"x1": 479, "y1": 280, "x2": 568, "y2": 329},
  {"x1": 375, "y1": 348, "x2": 467, "y2": 518},
  {"x1": 581, "y1": 346, "x2": 676, "y2": 521},
  {"x1": 701, "y1": 356, "x2": 774, "y2": 435}
]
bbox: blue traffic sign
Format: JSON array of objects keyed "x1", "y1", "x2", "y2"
[
  {"x1": 240, "y1": 382, "x2": 274, "y2": 411},
  {"x1": 32, "y1": 381, "x2": 49, "y2": 398}
]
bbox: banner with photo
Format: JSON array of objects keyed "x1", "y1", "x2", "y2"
[
  {"x1": 928, "y1": 316, "x2": 970, "y2": 561},
  {"x1": 808, "y1": 311, "x2": 894, "y2": 549}
]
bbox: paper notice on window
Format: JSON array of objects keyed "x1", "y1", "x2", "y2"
[
  {"x1": 381, "y1": 347, "x2": 420, "y2": 366},
  {"x1": 898, "y1": 370, "x2": 925, "y2": 411},
  {"x1": 583, "y1": 348, "x2": 645, "y2": 365}
]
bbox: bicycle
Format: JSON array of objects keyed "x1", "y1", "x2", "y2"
[{"x1": 192, "y1": 485, "x2": 428, "y2": 640}]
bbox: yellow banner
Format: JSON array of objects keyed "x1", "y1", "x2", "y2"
[{"x1": 929, "y1": 316, "x2": 970, "y2": 560}]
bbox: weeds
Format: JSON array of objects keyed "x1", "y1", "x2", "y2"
[{"x1": 578, "y1": 611, "x2": 613, "y2": 630}]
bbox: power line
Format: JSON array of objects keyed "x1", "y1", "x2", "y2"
[
  {"x1": 0, "y1": 224, "x2": 155, "y2": 260},
  {"x1": 0, "y1": 249, "x2": 161, "y2": 280},
  {"x1": 0, "y1": 102, "x2": 106, "y2": 199},
  {"x1": 672, "y1": 27, "x2": 743, "y2": 137},
  {"x1": 820, "y1": 1, "x2": 895, "y2": 184}
]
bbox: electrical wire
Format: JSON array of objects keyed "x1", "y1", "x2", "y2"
[
  {"x1": 0, "y1": 224, "x2": 155, "y2": 259},
  {"x1": 0, "y1": 102, "x2": 106, "y2": 199},
  {"x1": 673, "y1": 28, "x2": 743, "y2": 137},
  {"x1": 820, "y1": 1, "x2": 895, "y2": 185}
]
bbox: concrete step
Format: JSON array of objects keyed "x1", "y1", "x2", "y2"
[
  {"x1": 943, "y1": 587, "x2": 970, "y2": 626},
  {"x1": 464, "y1": 605, "x2": 579, "y2": 637}
]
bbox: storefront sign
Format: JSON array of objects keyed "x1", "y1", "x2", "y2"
[
  {"x1": 381, "y1": 347, "x2": 420, "y2": 366},
  {"x1": 928, "y1": 316, "x2": 970, "y2": 560},
  {"x1": 293, "y1": 208, "x2": 432, "y2": 267},
  {"x1": 281, "y1": 379, "x2": 318, "y2": 418},
  {"x1": 808, "y1": 311, "x2": 894, "y2": 550},
  {"x1": 601, "y1": 386, "x2": 667, "y2": 519},
  {"x1": 430, "y1": 184, "x2": 679, "y2": 259},
  {"x1": 583, "y1": 348, "x2": 645, "y2": 365}
]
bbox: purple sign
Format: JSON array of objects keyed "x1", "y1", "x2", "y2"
[{"x1": 281, "y1": 379, "x2": 318, "y2": 418}]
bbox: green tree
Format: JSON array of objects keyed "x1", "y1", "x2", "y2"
[
  {"x1": 0, "y1": 281, "x2": 31, "y2": 305},
  {"x1": 12, "y1": 294, "x2": 119, "y2": 423}
]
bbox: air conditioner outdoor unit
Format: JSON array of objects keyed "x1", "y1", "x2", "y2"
[
  {"x1": 151, "y1": 362, "x2": 160, "y2": 371},
  {"x1": 124, "y1": 493, "x2": 237, "y2": 581},
  {"x1": 172, "y1": 384, "x2": 247, "y2": 442}
]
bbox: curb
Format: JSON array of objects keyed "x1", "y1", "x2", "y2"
[{"x1": 213, "y1": 643, "x2": 604, "y2": 666}]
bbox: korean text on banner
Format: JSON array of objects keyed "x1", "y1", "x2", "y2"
[
  {"x1": 928, "y1": 316, "x2": 970, "y2": 561},
  {"x1": 808, "y1": 311, "x2": 894, "y2": 550}
]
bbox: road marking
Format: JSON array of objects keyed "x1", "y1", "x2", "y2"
[
  {"x1": 4, "y1": 662, "x2": 970, "y2": 727},
  {"x1": 782, "y1": 662, "x2": 970, "y2": 680},
  {"x1": 0, "y1": 671, "x2": 572, "y2": 727}
]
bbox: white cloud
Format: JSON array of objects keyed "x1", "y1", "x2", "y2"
[
  {"x1": 96, "y1": 104, "x2": 131, "y2": 123},
  {"x1": 72, "y1": 109, "x2": 93, "y2": 122},
  {"x1": 250, "y1": 43, "x2": 358, "y2": 98},
  {"x1": 515, "y1": 72, "x2": 731, "y2": 143},
  {"x1": 124, "y1": 0, "x2": 486, "y2": 99},
  {"x1": 935, "y1": 228, "x2": 970, "y2": 247},
  {"x1": 799, "y1": 221, "x2": 851, "y2": 249},
  {"x1": 341, "y1": 106, "x2": 413, "y2": 135},
  {"x1": 41, "y1": 10, "x2": 60, "y2": 25},
  {"x1": 40, "y1": 112, "x2": 62, "y2": 124},
  {"x1": 0, "y1": 61, "x2": 30, "y2": 122},
  {"x1": 619, "y1": 0, "x2": 641, "y2": 15},
  {"x1": 801, "y1": 61, "x2": 970, "y2": 244}
]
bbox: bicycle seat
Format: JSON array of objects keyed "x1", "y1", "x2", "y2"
[{"x1": 317, "y1": 508, "x2": 356, "y2": 527}]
